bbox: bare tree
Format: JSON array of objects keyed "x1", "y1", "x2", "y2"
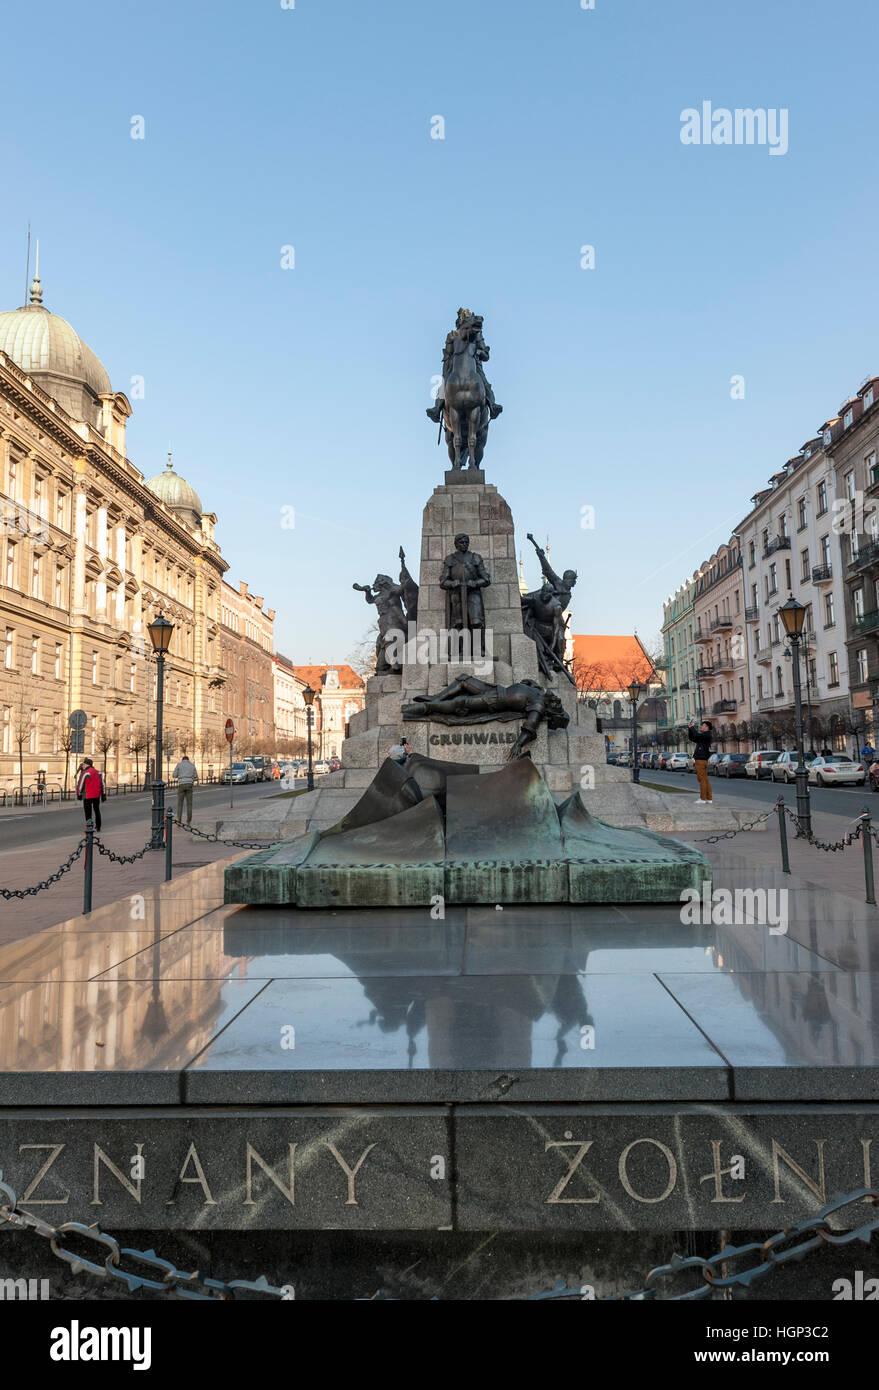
[
  {"x1": 129, "y1": 722, "x2": 149, "y2": 789},
  {"x1": 347, "y1": 622, "x2": 379, "y2": 678},
  {"x1": 10, "y1": 680, "x2": 32, "y2": 801},
  {"x1": 94, "y1": 720, "x2": 116, "y2": 782}
]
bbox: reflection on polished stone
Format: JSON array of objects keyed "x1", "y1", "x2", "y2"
[
  {"x1": 186, "y1": 972, "x2": 725, "y2": 1086},
  {"x1": 658, "y1": 971, "x2": 879, "y2": 1098}
]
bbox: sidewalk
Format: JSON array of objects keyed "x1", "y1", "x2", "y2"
[{"x1": 0, "y1": 807, "x2": 250, "y2": 943}]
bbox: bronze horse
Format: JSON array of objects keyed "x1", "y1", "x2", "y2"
[{"x1": 442, "y1": 327, "x2": 490, "y2": 470}]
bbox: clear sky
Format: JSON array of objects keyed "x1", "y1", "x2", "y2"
[{"x1": 2, "y1": 0, "x2": 877, "y2": 660}]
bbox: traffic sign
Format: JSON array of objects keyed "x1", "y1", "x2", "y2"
[
  {"x1": 69, "y1": 709, "x2": 87, "y2": 730},
  {"x1": 224, "y1": 719, "x2": 235, "y2": 744},
  {"x1": 71, "y1": 731, "x2": 85, "y2": 754}
]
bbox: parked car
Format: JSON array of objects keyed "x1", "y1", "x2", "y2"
[
  {"x1": 771, "y1": 751, "x2": 814, "y2": 784},
  {"x1": 706, "y1": 753, "x2": 724, "y2": 775},
  {"x1": 222, "y1": 762, "x2": 254, "y2": 784},
  {"x1": 717, "y1": 753, "x2": 749, "y2": 778},
  {"x1": 745, "y1": 749, "x2": 782, "y2": 780},
  {"x1": 808, "y1": 755, "x2": 865, "y2": 787},
  {"x1": 868, "y1": 762, "x2": 879, "y2": 793},
  {"x1": 245, "y1": 755, "x2": 271, "y2": 782},
  {"x1": 312, "y1": 759, "x2": 331, "y2": 776},
  {"x1": 329, "y1": 757, "x2": 342, "y2": 772},
  {"x1": 666, "y1": 752, "x2": 689, "y2": 771}
]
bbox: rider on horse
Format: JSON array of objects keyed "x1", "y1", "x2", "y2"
[{"x1": 426, "y1": 308, "x2": 503, "y2": 423}]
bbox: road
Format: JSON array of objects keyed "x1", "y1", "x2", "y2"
[
  {"x1": 0, "y1": 777, "x2": 307, "y2": 852},
  {"x1": 637, "y1": 766, "x2": 878, "y2": 820}
]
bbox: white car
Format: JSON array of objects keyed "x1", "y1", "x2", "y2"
[
  {"x1": 807, "y1": 756, "x2": 865, "y2": 787},
  {"x1": 666, "y1": 752, "x2": 689, "y2": 770},
  {"x1": 745, "y1": 749, "x2": 782, "y2": 780},
  {"x1": 771, "y1": 752, "x2": 814, "y2": 784}
]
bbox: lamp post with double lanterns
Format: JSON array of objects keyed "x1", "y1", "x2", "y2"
[
  {"x1": 147, "y1": 612, "x2": 174, "y2": 850},
  {"x1": 302, "y1": 684, "x2": 316, "y2": 792},
  {"x1": 779, "y1": 594, "x2": 812, "y2": 838},
  {"x1": 627, "y1": 677, "x2": 644, "y2": 784}
]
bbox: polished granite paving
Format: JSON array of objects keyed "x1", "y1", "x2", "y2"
[{"x1": 0, "y1": 857, "x2": 878, "y2": 1104}]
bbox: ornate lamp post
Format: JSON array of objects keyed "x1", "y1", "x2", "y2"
[
  {"x1": 147, "y1": 613, "x2": 174, "y2": 850},
  {"x1": 779, "y1": 595, "x2": 812, "y2": 838},
  {"x1": 627, "y1": 677, "x2": 644, "y2": 784},
  {"x1": 302, "y1": 684, "x2": 316, "y2": 792}
]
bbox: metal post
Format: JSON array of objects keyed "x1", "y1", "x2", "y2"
[
  {"x1": 789, "y1": 632, "x2": 812, "y2": 839},
  {"x1": 631, "y1": 700, "x2": 640, "y2": 784},
  {"x1": 776, "y1": 797, "x2": 790, "y2": 875},
  {"x1": 306, "y1": 706, "x2": 315, "y2": 792},
  {"x1": 229, "y1": 737, "x2": 234, "y2": 809},
  {"x1": 861, "y1": 810, "x2": 876, "y2": 905},
  {"x1": 83, "y1": 821, "x2": 94, "y2": 912},
  {"x1": 164, "y1": 808, "x2": 174, "y2": 882},
  {"x1": 149, "y1": 652, "x2": 166, "y2": 849}
]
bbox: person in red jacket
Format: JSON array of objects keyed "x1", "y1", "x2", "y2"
[{"x1": 76, "y1": 758, "x2": 106, "y2": 831}]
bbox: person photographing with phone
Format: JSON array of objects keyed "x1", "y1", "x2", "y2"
[{"x1": 687, "y1": 720, "x2": 714, "y2": 804}]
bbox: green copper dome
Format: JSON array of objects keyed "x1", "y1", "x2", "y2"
[
  {"x1": 0, "y1": 273, "x2": 112, "y2": 401},
  {"x1": 144, "y1": 455, "x2": 204, "y2": 522}
]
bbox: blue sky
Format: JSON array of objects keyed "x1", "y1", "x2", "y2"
[{"x1": 2, "y1": 0, "x2": 877, "y2": 660}]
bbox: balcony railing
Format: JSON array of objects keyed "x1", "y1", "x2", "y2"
[
  {"x1": 811, "y1": 563, "x2": 833, "y2": 584},
  {"x1": 755, "y1": 646, "x2": 772, "y2": 664},
  {"x1": 710, "y1": 615, "x2": 734, "y2": 631},
  {"x1": 694, "y1": 626, "x2": 712, "y2": 643},
  {"x1": 848, "y1": 539, "x2": 879, "y2": 571},
  {"x1": 713, "y1": 654, "x2": 736, "y2": 673},
  {"x1": 744, "y1": 606, "x2": 759, "y2": 622},
  {"x1": 695, "y1": 665, "x2": 715, "y2": 679},
  {"x1": 852, "y1": 610, "x2": 879, "y2": 635},
  {"x1": 712, "y1": 699, "x2": 738, "y2": 714},
  {"x1": 756, "y1": 694, "x2": 776, "y2": 709},
  {"x1": 763, "y1": 535, "x2": 791, "y2": 558}
]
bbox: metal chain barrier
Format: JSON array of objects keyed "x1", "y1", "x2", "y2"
[
  {"x1": 782, "y1": 805, "x2": 866, "y2": 853},
  {"x1": 94, "y1": 836, "x2": 154, "y2": 865},
  {"x1": 0, "y1": 1172, "x2": 290, "y2": 1301},
  {"x1": 176, "y1": 821, "x2": 282, "y2": 850},
  {"x1": 527, "y1": 1187, "x2": 879, "y2": 1301},
  {"x1": 0, "y1": 839, "x2": 86, "y2": 899},
  {"x1": 693, "y1": 803, "x2": 777, "y2": 844}
]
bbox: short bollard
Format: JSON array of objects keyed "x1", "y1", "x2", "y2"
[
  {"x1": 164, "y1": 809, "x2": 174, "y2": 882},
  {"x1": 860, "y1": 810, "x2": 876, "y2": 906},
  {"x1": 83, "y1": 822, "x2": 94, "y2": 913},
  {"x1": 776, "y1": 797, "x2": 790, "y2": 875}
]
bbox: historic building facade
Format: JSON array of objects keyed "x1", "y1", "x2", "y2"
[
  {"x1": 272, "y1": 652, "x2": 309, "y2": 754},
  {"x1": 661, "y1": 573, "x2": 702, "y2": 739},
  {"x1": 736, "y1": 436, "x2": 850, "y2": 752},
  {"x1": 219, "y1": 581, "x2": 276, "y2": 758},
  {"x1": 0, "y1": 273, "x2": 269, "y2": 788},
  {"x1": 823, "y1": 377, "x2": 879, "y2": 746},
  {"x1": 289, "y1": 664, "x2": 365, "y2": 760},
  {"x1": 691, "y1": 540, "x2": 750, "y2": 745}
]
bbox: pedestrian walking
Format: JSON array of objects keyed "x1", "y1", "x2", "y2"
[
  {"x1": 687, "y1": 720, "x2": 714, "y2": 804},
  {"x1": 172, "y1": 751, "x2": 198, "y2": 825},
  {"x1": 75, "y1": 758, "x2": 106, "y2": 831},
  {"x1": 862, "y1": 742, "x2": 875, "y2": 766}
]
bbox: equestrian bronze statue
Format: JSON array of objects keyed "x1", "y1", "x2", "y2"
[{"x1": 426, "y1": 308, "x2": 502, "y2": 470}]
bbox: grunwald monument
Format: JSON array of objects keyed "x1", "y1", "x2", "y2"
[{"x1": 224, "y1": 309, "x2": 735, "y2": 909}]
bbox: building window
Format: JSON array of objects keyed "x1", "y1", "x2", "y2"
[
  {"x1": 821, "y1": 535, "x2": 831, "y2": 567},
  {"x1": 56, "y1": 492, "x2": 67, "y2": 529},
  {"x1": 829, "y1": 651, "x2": 839, "y2": 685},
  {"x1": 801, "y1": 548, "x2": 810, "y2": 580},
  {"x1": 845, "y1": 410, "x2": 854, "y2": 430},
  {"x1": 797, "y1": 497, "x2": 807, "y2": 529},
  {"x1": 748, "y1": 540, "x2": 756, "y2": 568},
  {"x1": 824, "y1": 593, "x2": 835, "y2": 627},
  {"x1": 130, "y1": 662, "x2": 137, "y2": 693},
  {"x1": 846, "y1": 470, "x2": 856, "y2": 500},
  {"x1": 854, "y1": 588, "x2": 864, "y2": 619},
  {"x1": 784, "y1": 558, "x2": 792, "y2": 590},
  {"x1": 55, "y1": 565, "x2": 64, "y2": 607},
  {"x1": 857, "y1": 649, "x2": 869, "y2": 683},
  {"x1": 866, "y1": 389, "x2": 875, "y2": 410},
  {"x1": 31, "y1": 555, "x2": 40, "y2": 600},
  {"x1": 775, "y1": 665, "x2": 784, "y2": 696},
  {"x1": 769, "y1": 562, "x2": 777, "y2": 594},
  {"x1": 5, "y1": 629, "x2": 14, "y2": 670},
  {"x1": 55, "y1": 642, "x2": 63, "y2": 679},
  {"x1": 779, "y1": 513, "x2": 788, "y2": 537},
  {"x1": 5, "y1": 543, "x2": 15, "y2": 588},
  {"x1": 817, "y1": 480, "x2": 827, "y2": 515},
  {"x1": 52, "y1": 711, "x2": 60, "y2": 753},
  {"x1": 757, "y1": 674, "x2": 764, "y2": 700},
  {"x1": 868, "y1": 452, "x2": 878, "y2": 487},
  {"x1": 761, "y1": 528, "x2": 769, "y2": 552},
  {"x1": 92, "y1": 651, "x2": 99, "y2": 685},
  {"x1": 31, "y1": 636, "x2": 39, "y2": 675}
]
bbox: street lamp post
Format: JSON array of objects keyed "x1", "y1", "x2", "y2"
[
  {"x1": 627, "y1": 677, "x2": 644, "y2": 784},
  {"x1": 302, "y1": 684, "x2": 316, "y2": 792},
  {"x1": 779, "y1": 595, "x2": 812, "y2": 838},
  {"x1": 147, "y1": 613, "x2": 174, "y2": 850}
]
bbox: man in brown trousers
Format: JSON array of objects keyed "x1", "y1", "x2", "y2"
[{"x1": 688, "y1": 719, "x2": 714, "y2": 804}]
